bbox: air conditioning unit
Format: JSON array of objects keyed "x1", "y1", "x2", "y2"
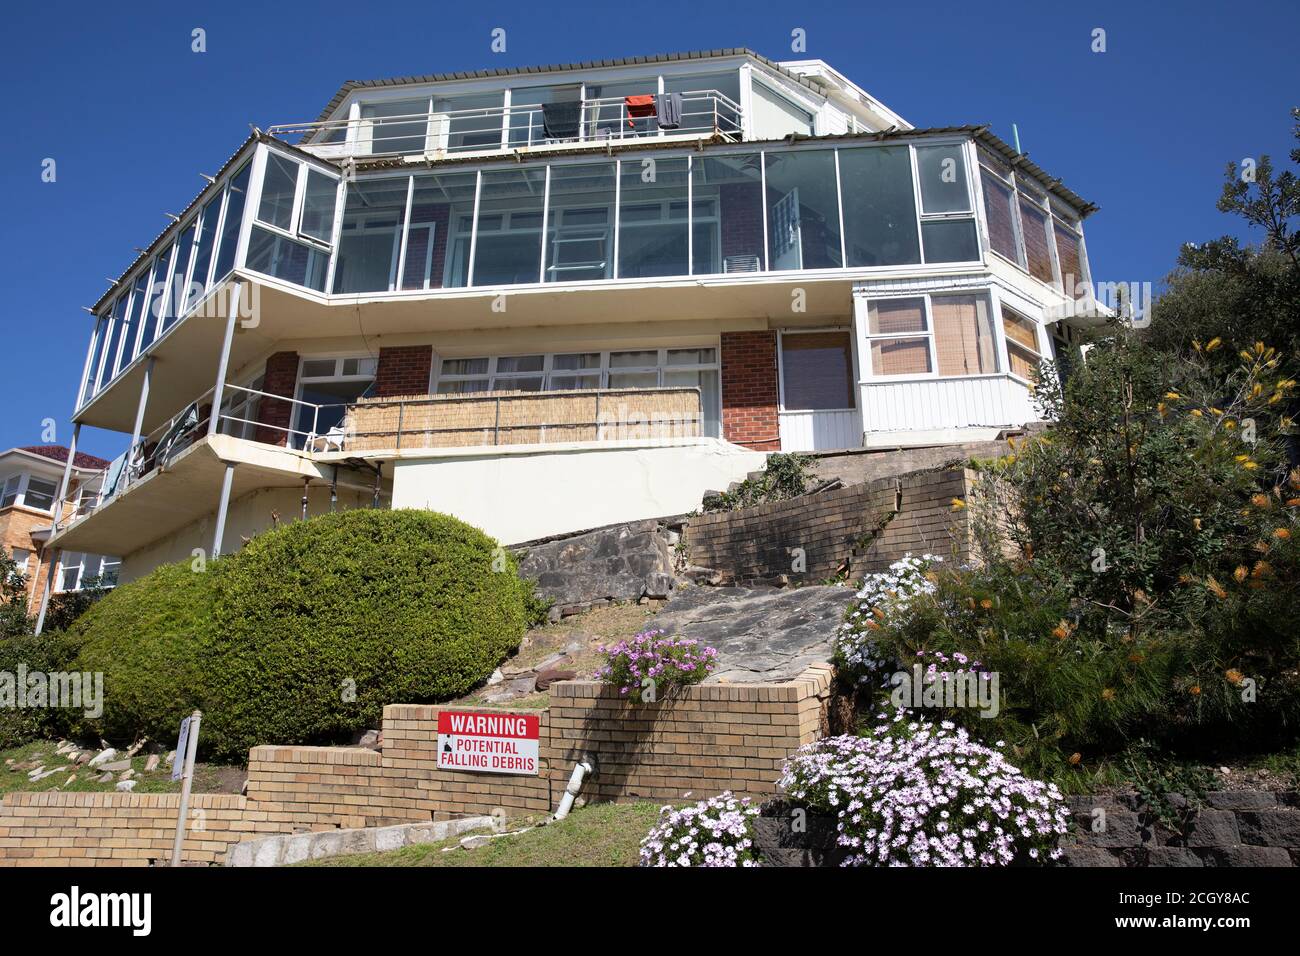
[{"x1": 723, "y1": 255, "x2": 761, "y2": 273}]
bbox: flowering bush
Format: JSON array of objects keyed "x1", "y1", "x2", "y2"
[
  {"x1": 779, "y1": 716, "x2": 1068, "y2": 866},
  {"x1": 639, "y1": 792, "x2": 761, "y2": 867},
  {"x1": 593, "y1": 628, "x2": 717, "y2": 697},
  {"x1": 835, "y1": 554, "x2": 942, "y2": 682}
]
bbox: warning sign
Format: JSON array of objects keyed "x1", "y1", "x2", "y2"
[{"x1": 436, "y1": 711, "x2": 540, "y2": 775}]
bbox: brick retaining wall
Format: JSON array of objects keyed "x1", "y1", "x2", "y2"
[
  {"x1": 0, "y1": 666, "x2": 832, "y2": 866},
  {"x1": 684, "y1": 468, "x2": 977, "y2": 583}
]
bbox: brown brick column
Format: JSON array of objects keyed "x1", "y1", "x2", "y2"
[
  {"x1": 374, "y1": 345, "x2": 433, "y2": 397},
  {"x1": 255, "y1": 351, "x2": 299, "y2": 446},
  {"x1": 720, "y1": 330, "x2": 781, "y2": 451}
]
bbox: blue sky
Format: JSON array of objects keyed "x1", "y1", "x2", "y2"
[{"x1": 1, "y1": 0, "x2": 1296, "y2": 459}]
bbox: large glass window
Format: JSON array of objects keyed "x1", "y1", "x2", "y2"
[
  {"x1": 618, "y1": 157, "x2": 690, "y2": 278},
  {"x1": 24, "y1": 477, "x2": 56, "y2": 512},
  {"x1": 914, "y1": 144, "x2": 979, "y2": 264},
  {"x1": 246, "y1": 227, "x2": 329, "y2": 291},
  {"x1": 472, "y1": 168, "x2": 546, "y2": 286},
  {"x1": 979, "y1": 156, "x2": 1019, "y2": 264},
  {"x1": 432, "y1": 93, "x2": 505, "y2": 152},
  {"x1": 1054, "y1": 216, "x2": 1085, "y2": 296},
  {"x1": 115, "y1": 272, "x2": 150, "y2": 375},
  {"x1": 1018, "y1": 192, "x2": 1055, "y2": 283},
  {"x1": 930, "y1": 294, "x2": 997, "y2": 376},
  {"x1": 82, "y1": 312, "x2": 109, "y2": 404},
  {"x1": 300, "y1": 169, "x2": 338, "y2": 243},
  {"x1": 408, "y1": 170, "x2": 476, "y2": 290},
  {"x1": 690, "y1": 153, "x2": 763, "y2": 274},
  {"x1": 977, "y1": 151, "x2": 1087, "y2": 291},
  {"x1": 332, "y1": 177, "x2": 409, "y2": 293},
  {"x1": 545, "y1": 163, "x2": 616, "y2": 282},
  {"x1": 839, "y1": 145, "x2": 920, "y2": 267},
  {"x1": 764, "y1": 150, "x2": 842, "y2": 270},
  {"x1": 213, "y1": 163, "x2": 251, "y2": 281},
  {"x1": 780, "y1": 331, "x2": 855, "y2": 410},
  {"x1": 1002, "y1": 306, "x2": 1043, "y2": 381},
  {"x1": 138, "y1": 248, "x2": 171, "y2": 352},
  {"x1": 97, "y1": 294, "x2": 129, "y2": 392},
  {"x1": 866, "y1": 297, "x2": 932, "y2": 376},
  {"x1": 864, "y1": 293, "x2": 998, "y2": 377},
  {"x1": 359, "y1": 98, "x2": 430, "y2": 155},
  {"x1": 161, "y1": 225, "x2": 195, "y2": 334},
  {"x1": 508, "y1": 85, "x2": 580, "y2": 148},
  {"x1": 185, "y1": 194, "x2": 223, "y2": 311},
  {"x1": 258, "y1": 153, "x2": 299, "y2": 230},
  {"x1": 293, "y1": 356, "x2": 378, "y2": 445}
]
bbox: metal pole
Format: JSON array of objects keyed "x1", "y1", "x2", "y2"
[
  {"x1": 301, "y1": 477, "x2": 310, "y2": 521},
  {"x1": 35, "y1": 423, "x2": 82, "y2": 635},
  {"x1": 170, "y1": 710, "x2": 202, "y2": 868},
  {"x1": 126, "y1": 358, "x2": 155, "y2": 489},
  {"x1": 211, "y1": 462, "x2": 236, "y2": 558},
  {"x1": 330, "y1": 466, "x2": 338, "y2": 513},
  {"x1": 395, "y1": 402, "x2": 404, "y2": 450},
  {"x1": 207, "y1": 280, "x2": 242, "y2": 438},
  {"x1": 371, "y1": 465, "x2": 381, "y2": 509}
]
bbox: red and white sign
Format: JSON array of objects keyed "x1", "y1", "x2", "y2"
[{"x1": 436, "y1": 711, "x2": 540, "y2": 776}]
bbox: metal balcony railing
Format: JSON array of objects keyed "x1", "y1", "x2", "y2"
[{"x1": 267, "y1": 90, "x2": 744, "y2": 161}]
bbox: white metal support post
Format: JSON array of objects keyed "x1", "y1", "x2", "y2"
[
  {"x1": 207, "y1": 280, "x2": 242, "y2": 438},
  {"x1": 34, "y1": 422, "x2": 81, "y2": 635},
  {"x1": 211, "y1": 463, "x2": 236, "y2": 558},
  {"x1": 126, "y1": 357, "x2": 155, "y2": 487},
  {"x1": 170, "y1": 710, "x2": 202, "y2": 867}
]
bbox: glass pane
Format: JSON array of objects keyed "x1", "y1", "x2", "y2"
[
  {"x1": 582, "y1": 79, "x2": 658, "y2": 139},
  {"x1": 931, "y1": 295, "x2": 997, "y2": 376},
  {"x1": 780, "y1": 332, "x2": 855, "y2": 410},
  {"x1": 664, "y1": 368, "x2": 720, "y2": 437},
  {"x1": 341, "y1": 357, "x2": 378, "y2": 377},
  {"x1": 97, "y1": 294, "x2": 129, "y2": 391},
  {"x1": 546, "y1": 163, "x2": 616, "y2": 282},
  {"x1": 437, "y1": 379, "x2": 489, "y2": 394},
  {"x1": 136, "y1": 249, "x2": 170, "y2": 353},
  {"x1": 1054, "y1": 220, "x2": 1084, "y2": 296},
  {"x1": 409, "y1": 170, "x2": 477, "y2": 289},
  {"x1": 258, "y1": 153, "x2": 299, "y2": 230},
  {"x1": 921, "y1": 219, "x2": 979, "y2": 263},
  {"x1": 664, "y1": 72, "x2": 742, "y2": 134},
  {"x1": 301, "y1": 359, "x2": 335, "y2": 378},
  {"x1": 915, "y1": 145, "x2": 971, "y2": 214},
  {"x1": 765, "y1": 150, "x2": 842, "y2": 270},
  {"x1": 690, "y1": 153, "x2": 763, "y2": 271},
  {"x1": 508, "y1": 85, "x2": 579, "y2": 148},
  {"x1": 116, "y1": 273, "x2": 150, "y2": 374},
  {"x1": 293, "y1": 377, "x2": 375, "y2": 444},
  {"x1": 441, "y1": 357, "x2": 489, "y2": 376},
  {"x1": 608, "y1": 371, "x2": 659, "y2": 389},
  {"x1": 360, "y1": 98, "x2": 429, "y2": 155},
  {"x1": 82, "y1": 313, "x2": 109, "y2": 404},
  {"x1": 496, "y1": 355, "x2": 544, "y2": 373},
  {"x1": 473, "y1": 168, "x2": 545, "y2": 286},
  {"x1": 618, "y1": 157, "x2": 690, "y2": 278},
  {"x1": 549, "y1": 374, "x2": 600, "y2": 390},
  {"x1": 332, "y1": 177, "x2": 409, "y2": 293},
  {"x1": 1018, "y1": 197, "x2": 1055, "y2": 283},
  {"x1": 162, "y1": 225, "x2": 195, "y2": 331},
  {"x1": 1007, "y1": 343, "x2": 1040, "y2": 380},
  {"x1": 980, "y1": 169, "x2": 1019, "y2": 264},
  {"x1": 552, "y1": 352, "x2": 600, "y2": 370},
  {"x1": 300, "y1": 169, "x2": 338, "y2": 243},
  {"x1": 867, "y1": 297, "x2": 927, "y2": 335},
  {"x1": 494, "y1": 376, "x2": 544, "y2": 392},
  {"x1": 24, "y1": 477, "x2": 56, "y2": 511},
  {"x1": 432, "y1": 93, "x2": 504, "y2": 152},
  {"x1": 870, "y1": 338, "x2": 931, "y2": 376},
  {"x1": 609, "y1": 350, "x2": 657, "y2": 368},
  {"x1": 185, "y1": 194, "x2": 222, "y2": 309},
  {"x1": 666, "y1": 347, "x2": 716, "y2": 365},
  {"x1": 840, "y1": 145, "x2": 921, "y2": 267},
  {"x1": 1002, "y1": 308, "x2": 1040, "y2": 351},
  {"x1": 245, "y1": 226, "x2": 328, "y2": 291},
  {"x1": 213, "y1": 163, "x2": 251, "y2": 280}
]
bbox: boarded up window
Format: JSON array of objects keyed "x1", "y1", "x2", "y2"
[
  {"x1": 981, "y1": 172, "x2": 1019, "y2": 264},
  {"x1": 1054, "y1": 219, "x2": 1084, "y2": 296},
  {"x1": 1018, "y1": 198, "x2": 1055, "y2": 283},
  {"x1": 781, "y1": 331, "x2": 855, "y2": 409},
  {"x1": 867, "y1": 298, "x2": 931, "y2": 376},
  {"x1": 932, "y1": 295, "x2": 997, "y2": 376},
  {"x1": 1002, "y1": 307, "x2": 1042, "y2": 380}
]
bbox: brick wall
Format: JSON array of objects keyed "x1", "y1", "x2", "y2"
[
  {"x1": 0, "y1": 666, "x2": 832, "y2": 866},
  {"x1": 254, "y1": 351, "x2": 299, "y2": 446},
  {"x1": 374, "y1": 345, "x2": 433, "y2": 398},
  {"x1": 719, "y1": 182, "x2": 765, "y2": 265},
  {"x1": 685, "y1": 468, "x2": 978, "y2": 583},
  {"x1": 720, "y1": 330, "x2": 780, "y2": 450}
]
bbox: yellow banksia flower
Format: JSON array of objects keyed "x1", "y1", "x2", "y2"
[
  {"x1": 1068, "y1": 753, "x2": 1082, "y2": 766},
  {"x1": 1251, "y1": 493, "x2": 1271, "y2": 508},
  {"x1": 1252, "y1": 561, "x2": 1272, "y2": 578},
  {"x1": 1273, "y1": 528, "x2": 1292, "y2": 540},
  {"x1": 951, "y1": 498, "x2": 966, "y2": 510},
  {"x1": 1233, "y1": 565, "x2": 1249, "y2": 583},
  {"x1": 1190, "y1": 408, "x2": 1203, "y2": 417},
  {"x1": 1225, "y1": 669, "x2": 1245, "y2": 686},
  {"x1": 1205, "y1": 576, "x2": 1228, "y2": 599},
  {"x1": 1165, "y1": 391, "x2": 1181, "y2": 400},
  {"x1": 1224, "y1": 419, "x2": 1236, "y2": 429},
  {"x1": 1205, "y1": 337, "x2": 1222, "y2": 352},
  {"x1": 1052, "y1": 621, "x2": 1071, "y2": 640},
  {"x1": 980, "y1": 599, "x2": 994, "y2": 610},
  {"x1": 1128, "y1": 652, "x2": 1145, "y2": 663},
  {"x1": 1190, "y1": 685, "x2": 1202, "y2": 696},
  {"x1": 1101, "y1": 688, "x2": 1116, "y2": 701}
]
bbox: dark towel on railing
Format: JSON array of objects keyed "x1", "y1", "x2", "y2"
[
  {"x1": 624, "y1": 94, "x2": 657, "y2": 127},
  {"x1": 543, "y1": 100, "x2": 582, "y2": 139},
  {"x1": 657, "y1": 92, "x2": 683, "y2": 130}
]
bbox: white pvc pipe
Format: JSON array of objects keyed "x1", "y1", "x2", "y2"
[{"x1": 553, "y1": 757, "x2": 594, "y2": 821}]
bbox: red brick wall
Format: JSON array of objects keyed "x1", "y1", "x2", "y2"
[
  {"x1": 255, "y1": 351, "x2": 299, "y2": 446},
  {"x1": 721, "y1": 331, "x2": 781, "y2": 450},
  {"x1": 374, "y1": 345, "x2": 433, "y2": 398},
  {"x1": 720, "y1": 182, "x2": 765, "y2": 266}
]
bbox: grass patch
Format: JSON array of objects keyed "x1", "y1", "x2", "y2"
[{"x1": 302, "y1": 801, "x2": 662, "y2": 867}]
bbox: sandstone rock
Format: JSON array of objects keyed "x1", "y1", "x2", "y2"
[
  {"x1": 485, "y1": 668, "x2": 505, "y2": 687},
  {"x1": 643, "y1": 572, "x2": 675, "y2": 599},
  {"x1": 125, "y1": 739, "x2": 147, "y2": 757},
  {"x1": 533, "y1": 652, "x2": 569, "y2": 672},
  {"x1": 30, "y1": 768, "x2": 61, "y2": 781},
  {"x1": 118, "y1": 769, "x2": 135, "y2": 782},
  {"x1": 115, "y1": 780, "x2": 137, "y2": 792},
  {"x1": 88, "y1": 748, "x2": 117, "y2": 767},
  {"x1": 460, "y1": 834, "x2": 491, "y2": 850},
  {"x1": 95, "y1": 772, "x2": 113, "y2": 784},
  {"x1": 535, "y1": 669, "x2": 577, "y2": 691},
  {"x1": 563, "y1": 640, "x2": 585, "y2": 654},
  {"x1": 1184, "y1": 810, "x2": 1241, "y2": 848},
  {"x1": 356, "y1": 730, "x2": 380, "y2": 750},
  {"x1": 64, "y1": 775, "x2": 77, "y2": 786},
  {"x1": 1236, "y1": 810, "x2": 1300, "y2": 848},
  {"x1": 101, "y1": 760, "x2": 132, "y2": 773},
  {"x1": 143, "y1": 755, "x2": 160, "y2": 773}
]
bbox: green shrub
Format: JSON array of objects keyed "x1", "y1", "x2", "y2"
[
  {"x1": 0, "y1": 631, "x2": 85, "y2": 748},
  {"x1": 701, "y1": 452, "x2": 814, "y2": 512},
  {"x1": 202, "y1": 509, "x2": 527, "y2": 759},
  {"x1": 69, "y1": 561, "x2": 218, "y2": 745}
]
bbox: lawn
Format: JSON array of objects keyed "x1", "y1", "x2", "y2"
[
  {"x1": 301, "y1": 801, "x2": 663, "y2": 867},
  {"x1": 0, "y1": 740, "x2": 245, "y2": 795}
]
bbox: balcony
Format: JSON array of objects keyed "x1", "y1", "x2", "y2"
[{"x1": 268, "y1": 90, "x2": 744, "y2": 162}]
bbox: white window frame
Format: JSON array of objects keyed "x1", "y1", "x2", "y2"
[
  {"x1": 999, "y1": 302, "x2": 1047, "y2": 387},
  {"x1": 859, "y1": 291, "x2": 1002, "y2": 381},
  {"x1": 1, "y1": 472, "x2": 58, "y2": 513}
]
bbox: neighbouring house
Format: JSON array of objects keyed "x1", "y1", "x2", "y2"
[
  {"x1": 42, "y1": 48, "x2": 1103, "y2": 614},
  {"x1": 0, "y1": 446, "x2": 118, "y2": 619}
]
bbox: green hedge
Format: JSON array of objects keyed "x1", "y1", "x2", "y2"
[
  {"x1": 69, "y1": 562, "x2": 216, "y2": 745},
  {"x1": 202, "y1": 509, "x2": 527, "y2": 758},
  {"x1": 0, "y1": 631, "x2": 85, "y2": 748}
]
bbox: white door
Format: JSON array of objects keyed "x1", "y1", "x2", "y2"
[{"x1": 777, "y1": 329, "x2": 863, "y2": 451}]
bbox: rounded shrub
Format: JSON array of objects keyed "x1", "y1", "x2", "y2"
[
  {"x1": 0, "y1": 630, "x2": 86, "y2": 748},
  {"x1": 69, "y1": 561, "x2": 217, "y2": 744},
  {"x1": 202, "y1": 509, "x2": 527, "y2": 759}
]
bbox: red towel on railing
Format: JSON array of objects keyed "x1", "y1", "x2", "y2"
[{"x1": 624, "y1": 94, "x2": 657, "y2": 127}]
